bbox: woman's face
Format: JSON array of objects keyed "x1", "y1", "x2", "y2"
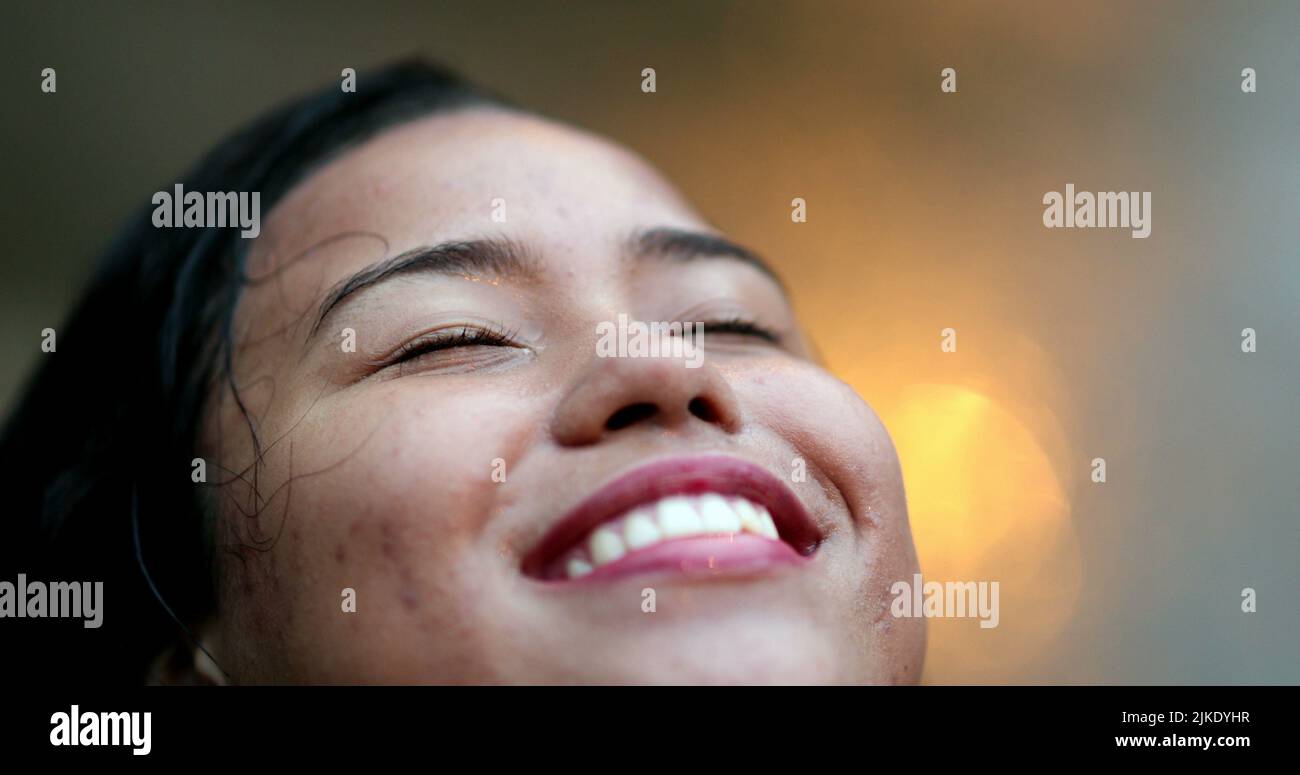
[{"x1": 202, "y1": 108, "x2": 924, "y2": 683}]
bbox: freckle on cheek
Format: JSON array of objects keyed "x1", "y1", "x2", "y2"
[
  {"x1": 374, "y1": 520, "x2": 422, "y2": 612},
  {"x1": 381, "y1": 523, "x2": 399, "y2": 561}
]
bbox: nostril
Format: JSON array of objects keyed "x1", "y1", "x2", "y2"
[
  {"x1": 688, "y1": 397, "x2": 719, "y2": 424},
  {"x1": 605, "y1": 402, "x2": 657, "y2": 431}
]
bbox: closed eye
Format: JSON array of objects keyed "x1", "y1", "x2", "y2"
[
  {"x1": 697, "y1": 317, "x2": 782, "y2": 344},
  {"x1": 379, "y1": 324, "x2": 523, "y2": 369}
]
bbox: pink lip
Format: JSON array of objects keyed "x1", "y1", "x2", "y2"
[{"x1": 522, "y1": 454, "x2": 823, "y2": 583}]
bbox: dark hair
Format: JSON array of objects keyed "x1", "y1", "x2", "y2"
[{"x1": 0, "y1": 60, "x2": 504, "y2": 684}]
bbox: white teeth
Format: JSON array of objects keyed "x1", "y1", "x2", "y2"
[
  {"x1": 559, "y1": 494, "x2": 784, "y2": 578},
  {"x1": 624, "y1": 510, "x2": 662, "y2": 550},
  {"x1": 732, "y1": 497, "x2": 763, "y2": 534},
  {"x1": 697, "y1": 493, "x2": 741, "y2": 533},
  {"x1": 755, "y1": 506, "x2": 779, "y2": 540},
  {"x1": 588, "y1": 527, "x2": 626, "y2": 565},
  {"x1": 656, "y1": 496, "x2": 703, "y2": 537}
]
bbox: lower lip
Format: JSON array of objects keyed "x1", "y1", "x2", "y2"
[{"x1": 561, "y1": 534, "x2": 808, "y2": 584}]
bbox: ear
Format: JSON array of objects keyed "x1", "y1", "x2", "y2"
[{"x1": 146, "y1": 618, "x2": 229, "y2": 685}]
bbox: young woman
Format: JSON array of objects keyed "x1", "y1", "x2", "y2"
[{"x1": 1, "y1": 60, "x2": 924, "y2": 684}]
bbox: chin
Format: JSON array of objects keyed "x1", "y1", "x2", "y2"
[{"x1": 546, "y1": 614, "x2": 869, "y2": 685}]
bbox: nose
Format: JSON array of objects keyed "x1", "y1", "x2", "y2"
[{"x1": 550, "y1": 353, "x2": 742, "y2": 447}]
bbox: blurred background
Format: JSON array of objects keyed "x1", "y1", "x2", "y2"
[{"x1": 3, "y1": 0, "x2": 1297, "y2": 683}]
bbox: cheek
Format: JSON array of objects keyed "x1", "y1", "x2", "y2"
[
  {"x1": 737, "y1": 362, "x2": 924, "y2": 676},
  {"x1": 214, "y1": 381, "x2": 539, "y2": 681},
  {"x1": 736, "y1": 358, "x2": 903, "y2": 493},
  {"x1": 733, "y1": 360, "x2": 917, "y2": 568}
]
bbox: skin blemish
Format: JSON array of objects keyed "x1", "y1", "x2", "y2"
[
  {"x1": 380, "y1": 521, "x2": 399, "y2": 561},
  {"x1": 375, "y1": 520, "x2": 421, "y2": 612}
]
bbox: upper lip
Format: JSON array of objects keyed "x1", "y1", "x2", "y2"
[{"x1": 521, "y1": 454, "x2": 824, "y2": 579}]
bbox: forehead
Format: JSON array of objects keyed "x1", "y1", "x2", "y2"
[{"x1": 249, "y1": 108, "x2": 708, "y2": 282}]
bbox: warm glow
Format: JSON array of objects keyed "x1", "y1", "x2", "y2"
[{"x1": 884, "y1": 384, "x2": 1082, "y2": 683}]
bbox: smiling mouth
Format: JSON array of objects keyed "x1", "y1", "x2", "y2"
[{"x1": 523, "y1": 455, "x2": 823, "y2": 583}]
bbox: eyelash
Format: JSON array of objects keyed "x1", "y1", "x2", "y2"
[
  {"x1": 702, "y1": 317, "x2": 781, "y2": 343},
  {"x1": 387, "y1": 317, "x2": 781, "y2": 368},
  {"x1": 387, "y1": 324, "x2": 521, "y2": 365}
]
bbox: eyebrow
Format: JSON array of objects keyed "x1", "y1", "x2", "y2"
[
  {"x1": 308, "y1": 227, "x2": 784, "y2": 342},
  {"x1": 629, "y1": 227, "x2": 784, "y2": 288},
  {"x1": 309, "y1": 238, "x2": 540, "y2": 339}
]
